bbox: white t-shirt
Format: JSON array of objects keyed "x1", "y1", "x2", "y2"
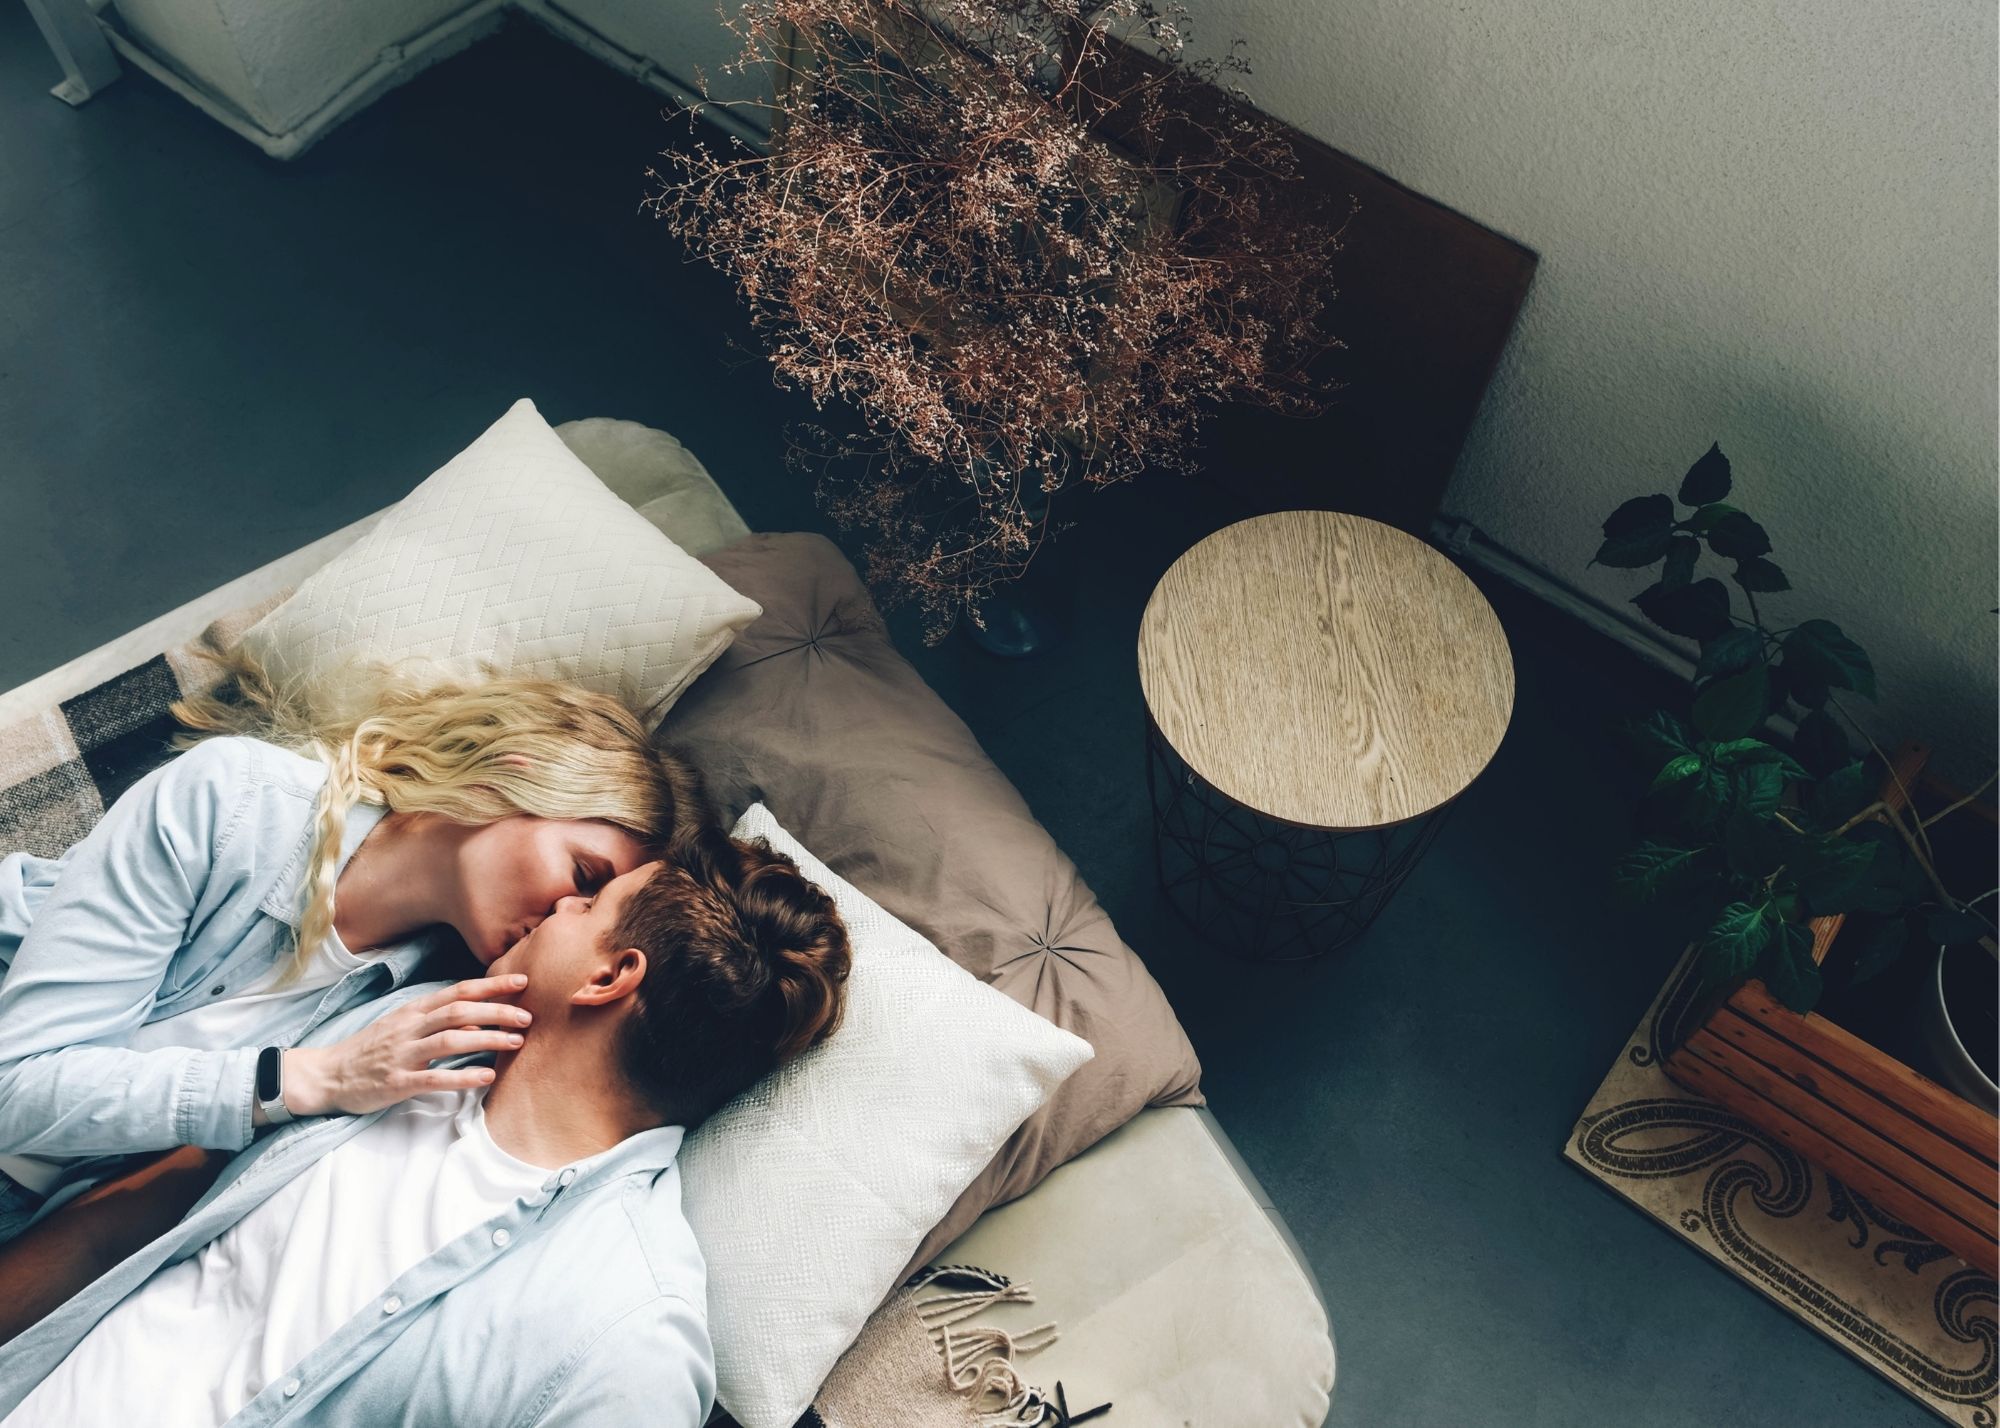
[
  {"x1": 0, "y1": 930, "x2": 368, "y2": 1197},
  {"x1": 126, "y1": 926, "x2": 370, "y2": 1055},
  {"x1": 4, "y1": 1088, "x2": 550, "y2": 1428}
]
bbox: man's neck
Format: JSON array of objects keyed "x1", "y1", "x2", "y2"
[{"x1": 479, "y1": 1039, "x2": 664, "y2": 1170}]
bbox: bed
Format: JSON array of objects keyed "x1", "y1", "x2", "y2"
[{"x1": 0, "y1": 416, "x2": 1335, "y2": 1427}]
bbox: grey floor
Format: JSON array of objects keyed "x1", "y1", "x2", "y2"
[{"x1": 0, "y1": 11, "x2": 1942, "y2": 1425}]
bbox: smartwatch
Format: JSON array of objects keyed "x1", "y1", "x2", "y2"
[{"x1": 255, "y1": 1046, "x2": 296, "y2": 1126}]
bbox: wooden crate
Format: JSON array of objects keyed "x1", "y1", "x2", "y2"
[{"x1": 1662, "y1": 742, "x2": 2000, "y2": 1277}]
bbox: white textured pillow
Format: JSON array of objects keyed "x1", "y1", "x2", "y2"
[
  {"x1": 683, "y1": 803, "x2": 1095, "y2": 1428},
  {"x1": 240, "y1": 398, "x2": 761, "y2": 730}
]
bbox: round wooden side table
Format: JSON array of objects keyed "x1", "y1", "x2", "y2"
[{"x1": 1137, "y1": 510, "x2": 1515, "y2": 961}]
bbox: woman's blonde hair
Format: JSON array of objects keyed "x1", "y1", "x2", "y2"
[{"x1": 170, "y1": 642, "x2": 707, "y2": 979}]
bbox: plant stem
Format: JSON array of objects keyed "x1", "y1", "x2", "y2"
[
  {"x1": 1877, "y1": 803, "x2": 1958, "y2": 909},
  {"x1": 1918, "y1": 769, "x2": 1998, "y2": 830},
  {"x1": 1826, "y1": 691, "x2": 1939, "y2": 870},
  {"x1": 1824, "y1": 798, "x2": 1960, "y2": 910}
]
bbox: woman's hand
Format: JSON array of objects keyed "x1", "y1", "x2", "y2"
[{"x1": 280, "y1": 975, "x2": 532, "y2": 1118}]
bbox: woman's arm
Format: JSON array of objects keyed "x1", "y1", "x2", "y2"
[
  {"x1": 0, "y1": 739, "x2": 261, "y2": 1158},
  {"x1": 0, "y1": 1146, "x2": 229, "y2": 1346}
]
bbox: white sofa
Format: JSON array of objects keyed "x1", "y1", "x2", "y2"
[
  {"x1": 0, "y1": 418, "x2": 1335, "y2": 1425},
  {"x1": 24, "y1": 0, "x2": 767, "y2": 154}
]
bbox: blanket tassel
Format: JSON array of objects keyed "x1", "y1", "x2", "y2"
[{"x1": 906, "y1": 1266, "x2": 1113, "y2": 1426}]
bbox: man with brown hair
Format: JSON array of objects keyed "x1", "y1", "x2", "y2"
[{"x1": 0, "y1": 827, "x2": 850, "y2": 1428}]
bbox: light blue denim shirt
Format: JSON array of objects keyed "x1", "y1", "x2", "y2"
[
  {"x1": 0, "y1": 985, "x2": 716, "y2": 1427},
  {"x1": 0, "y1": 735, "x2": 446, "y2": 1181}
]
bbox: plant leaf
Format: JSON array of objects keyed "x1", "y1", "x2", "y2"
[
  {"x1": 1684, "y1": 502, "x2": 1742, "y2": 534},
  {"x1": 1614, "y1": 842, "x2": 1713, "y2": 902},
  {"x1": 1678, "y1": 443, "x2": 1733, "y2": 506},
  {"x1": 1711, "y1": 738, "x2": 1810, "y2": 781},
  {"x1": 1649, "y1": 753, "x2": 1705, "y2": 793},
  {"x1": 1687, "y1": 763, "x2": 1735, "y2": 836},
  {"x1": 1732, "y1": 556, "x2": 1790, "y2": 592},
  {"x1": 1721, "y1": 808, "x2": 1784, "y2": 878},
  {"x1": 1700, "y1": 900, "x2": 1776, "y2": 981},
  {"x1": 1764, "y1": 920, "x2": 1824, "y2": 1013},
  {"x1": 1845, "y1": 914, "x2": 1910, "y2": 985},
  {"x1": 1706, "y1": 511, "x2": 1774, "y2": 560},
  {"x1": 1634, "y1": 579, "x2": 1733, "y2": 641},
  {"x1": 1809, "y1": 760, "x2": 1876, "y2": 827},
  {"x1": 1626, "y1": 710, "x2": 1697, "y2": 762},
  {"x1": 1603, "y1": 493, "x2": 1674, "y2": 539},
  {"x1": 1696, "y1": 627, "x2": 1763, "y2": 680},
  {"x1": 1728, "y1": 761, "x2": 1786, "y2": 818},
  {"x1": 1782, "y1": 619, "x2": 1877, "y2": 699},
  {"x1": 1660, "y1": 535, "x2": 1701, "y2": 590},
  {"x1": 1691, "y1": 664, "x2": 1771, "y2": 740},
  {"x1": 1844, "y1": 824, "x2": 1911, "y2": 915},
  {"x1": 1790, "y1": 837, "x2": 1880, "y2": 917},
  {"x1": 1790, "y1": 708, "x2": 1851, "y2": 778},
  {"x1": 1778, "y1": 657, "x2": 1831, "y2": 711},
  {"x1": 1594, "y1": 529, "x2": 1675, "y2": 568}
]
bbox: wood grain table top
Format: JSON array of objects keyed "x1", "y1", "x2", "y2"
[{"x1": 1137, "y1": 510, "x2": 1515, "y2": 829}]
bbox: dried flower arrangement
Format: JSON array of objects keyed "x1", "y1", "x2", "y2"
[{"x1": 645, "y1": 0, "x2": 1351, "y2": 641}]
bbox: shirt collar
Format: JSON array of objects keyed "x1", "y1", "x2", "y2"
[
  {"x1": 247, "y1": 1090, "x2": 686, "y2": 1202},
  {"x1": 260, "y1": 794, "x2": 391, "y2": 928},
  {"x1": 556, "y1": 1123, "x2": 687, "y2": 1193}
]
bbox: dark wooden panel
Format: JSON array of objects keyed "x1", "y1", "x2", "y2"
[{"x1": 1084, "y1": 35, "x2": 1540, "y2": 534}]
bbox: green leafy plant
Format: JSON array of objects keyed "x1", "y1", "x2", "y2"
[{"x1": 1596, "y1": 443, "x2": 1997, "y2": 1012}]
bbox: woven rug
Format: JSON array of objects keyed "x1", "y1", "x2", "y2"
[{"x1": 1566, "y1": 947, "x2": 1998, "y2": 1424}]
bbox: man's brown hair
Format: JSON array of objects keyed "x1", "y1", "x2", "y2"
[{"x1": 609, "y1": 823, "x2": 852, "y2": 1129}]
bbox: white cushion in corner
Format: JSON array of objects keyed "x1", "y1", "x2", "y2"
[
  {"x1": 682, "y1": 803, "x2": 1096, "y2": 1428},
  {"x1": 240, "y1": 398, "x2": 762, "y2": 731}
]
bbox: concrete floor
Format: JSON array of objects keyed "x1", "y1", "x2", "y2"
[{"x1": 0, "y1": 10, "x2": 1941, "y2": 1425}]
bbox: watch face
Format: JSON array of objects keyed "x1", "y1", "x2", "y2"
[{"x1": 256, "y1": 1046, "x2": 282, "y2": 1103}]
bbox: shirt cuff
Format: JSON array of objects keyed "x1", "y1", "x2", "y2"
[{"x1": 178, "y1": 1046, "x2": 260, "y2": 1151}]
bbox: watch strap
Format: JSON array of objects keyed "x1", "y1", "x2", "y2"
[{"x1": 255, "y1": 1045, "x2": 296, "y2": 1126}]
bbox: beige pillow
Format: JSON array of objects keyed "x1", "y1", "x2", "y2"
[{"x1": 241, "y1": 398, "x2": 761, "y2": 729}]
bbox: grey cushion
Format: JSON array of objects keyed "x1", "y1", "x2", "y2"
[{"x1": 658, "y1": 532, "x2": 1206, "y2": 1274}]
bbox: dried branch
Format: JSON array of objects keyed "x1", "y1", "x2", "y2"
[{"x1": 645, "y1": 0, "x2": 1351, "y2": 640}]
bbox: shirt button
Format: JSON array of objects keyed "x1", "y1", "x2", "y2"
[
  {"x1": 282, "y1": 1380, "x2": 301, "y2": 1398},
  {"x1": 381, "y1": 1295, "x2": 402, "y2": 1314},
  {"x1": 491, "y1": 1228, "x2": 512, "y2": 1248},
  {"x1": 211, "y1": 985, "x2": 226, "y2": 996}
]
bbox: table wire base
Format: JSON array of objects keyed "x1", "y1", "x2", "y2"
[{"x1": 1145, "y1": 718, "x2": 1456, "y2": 961}]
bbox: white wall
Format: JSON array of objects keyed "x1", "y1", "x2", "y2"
[{"x1": 1168, "y1": 0, "x2": 1996, "y2": 785}]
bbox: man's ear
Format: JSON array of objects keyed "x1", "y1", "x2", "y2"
[{"x1": 571, "y1": 948, "x2": 647, "y2": 1008}]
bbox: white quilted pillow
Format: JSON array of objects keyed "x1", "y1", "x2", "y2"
[
  {"x1": 684, "y1": 803, "x2": 1095, "y2": 1428},
  {"x1": 240, "y1": 398, "x2": 761, "y2": 730}
]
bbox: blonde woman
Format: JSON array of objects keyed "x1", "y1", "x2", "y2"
[{"x1": 0, "y1": 652, "x2": 707, "y2": 1244}]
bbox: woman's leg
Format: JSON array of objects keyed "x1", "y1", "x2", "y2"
[{"x1": 0, "y1": 1147, "x2": 227, "y2": 1346}]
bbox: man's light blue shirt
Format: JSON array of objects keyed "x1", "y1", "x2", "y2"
[{"x1": 0, "y1": 986, "x2": 716, "y2": 1427}]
